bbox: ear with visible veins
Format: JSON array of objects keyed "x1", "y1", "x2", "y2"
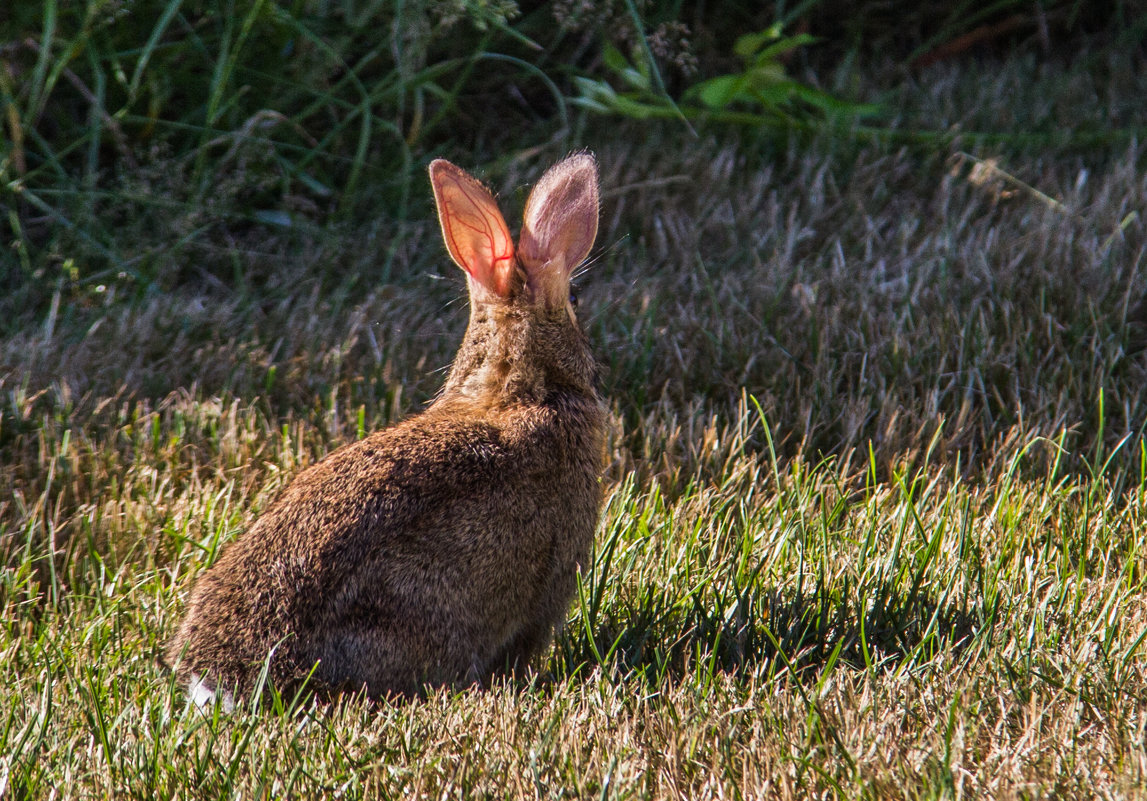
[
  {"x1": 429, "y1": 159, "x2": 516, "y2": 297},
  {"x1": 518, "y1": 153, "x2": 599, "y2": 305}
]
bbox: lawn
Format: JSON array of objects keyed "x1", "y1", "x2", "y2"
[{"x1": 2, "y1": 3, "x2": 1147, "y2": 798}]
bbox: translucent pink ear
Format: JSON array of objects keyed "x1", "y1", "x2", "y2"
[
  {"x1": 518, "y1": 153, "x2": 599, "y2": 283},
  {"x1": 429, "y1": 159, "x2": 516, "y2": 297}
]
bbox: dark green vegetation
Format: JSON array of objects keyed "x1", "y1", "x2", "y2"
[{"x1": 3, "y1": 1, "x2": 1147, "y2": 797}]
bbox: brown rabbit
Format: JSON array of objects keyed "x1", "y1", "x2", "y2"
[{"x1": 167, "y1": 154, "x2": 606, "y2": 706}]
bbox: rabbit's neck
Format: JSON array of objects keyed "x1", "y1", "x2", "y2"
[
  {"x1": 440, "y1": 305, "x2": 530, "y2": 405},
  {"x1": 439, "y1": 303, "x2": 595, "y2": 409}
]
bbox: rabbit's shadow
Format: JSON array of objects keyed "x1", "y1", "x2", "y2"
[{"x1": 551, "y1": 584, "x2": 982, "y2": 688}]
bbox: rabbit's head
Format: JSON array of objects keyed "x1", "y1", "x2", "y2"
[{"x1": 430, "y1": 154, "x2": 600, "y2": 405}]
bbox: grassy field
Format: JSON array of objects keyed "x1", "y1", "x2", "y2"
[{"x1": 3, "y1": 5, "x2": 1147, "y2": 797}]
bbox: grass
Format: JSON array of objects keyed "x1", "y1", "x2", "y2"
[
  {"x1": 4, "y1": 11, "x2": 1147, "y2": 800},
  {"x1": 3, "y1": 396, "x2": 1146, "y2": 796}
]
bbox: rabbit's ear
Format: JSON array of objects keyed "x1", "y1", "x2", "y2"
[
  {"x1": 518, "y1": 153, "x2": 599, "y2": 301},
  {"x1": 430, "y1": 159, "x2": 516, "y2": 297}
]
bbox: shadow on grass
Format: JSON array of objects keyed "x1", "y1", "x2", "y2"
[{"x1": 554, "y1": 584, "x2": 984, "y2": 686}]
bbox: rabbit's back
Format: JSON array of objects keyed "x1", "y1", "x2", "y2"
[{"x1": 169, "y1": 394, "x2": 604, "y2": 698}]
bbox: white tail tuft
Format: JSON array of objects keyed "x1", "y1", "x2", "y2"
[{"x1": 188, "y1": 673, "x2": 236, "y2": 713}]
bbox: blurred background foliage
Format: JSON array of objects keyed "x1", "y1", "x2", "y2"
[{"x1": 1, "y1": 0, "x2": 1144, "y2": 329}]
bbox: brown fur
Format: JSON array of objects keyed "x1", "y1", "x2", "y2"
[{"x1": 166, "y1": 154, "x2": 606, "y2": 701}]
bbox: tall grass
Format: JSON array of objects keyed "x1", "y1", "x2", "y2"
[
  {"x1": 0, "y1": 0, "x2": 554, "y2": 320},
  {"x1": 6, "y1": 0, "x2": 1139, "y2": 330}
]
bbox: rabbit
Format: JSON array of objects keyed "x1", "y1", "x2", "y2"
[{"x1": 166, "y1": 153, "x2": 606, "y2": 706}]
